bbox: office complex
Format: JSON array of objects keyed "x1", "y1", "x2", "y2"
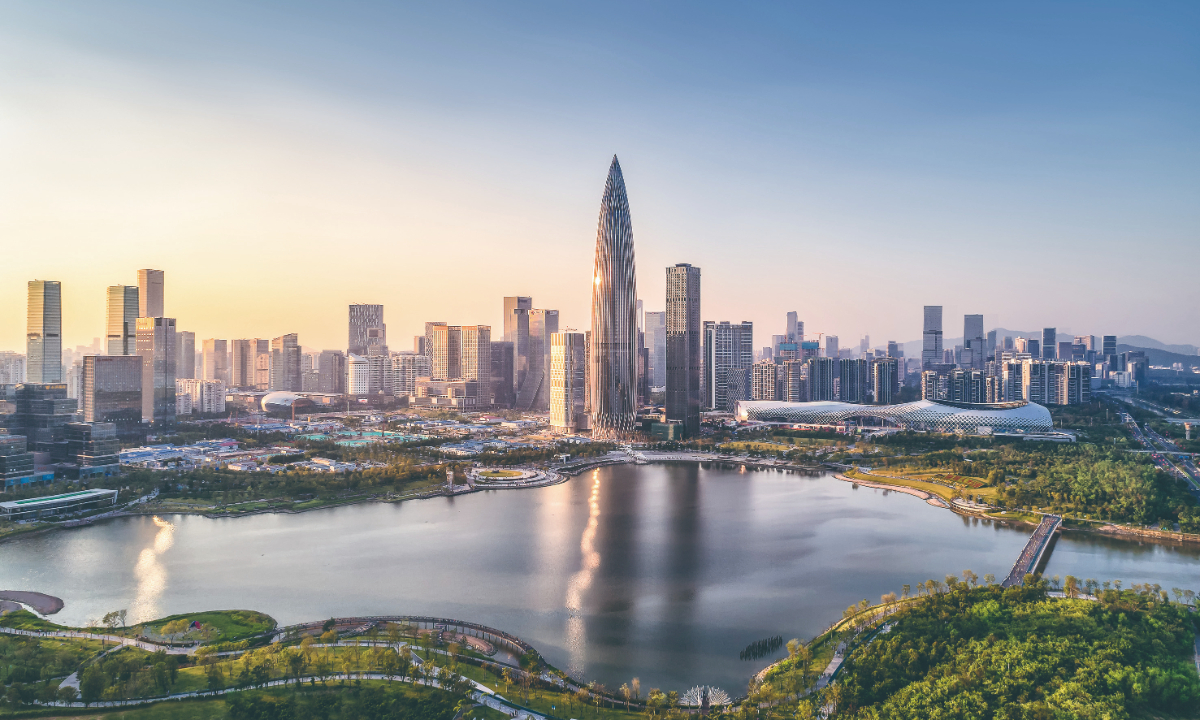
[
  {"x1": 136, "y1": 317, "x2": 176, "y2": 424},
  {"x1": 319, "y1": 350, "x2": 347, "y2": 394},
  {"x1": 550, "y1": 331, "x2": 587, "y2": 433},
  {"x1": 203, "y1": 339, "x2": 229, "y2": 384},
  {"x1": 81, "y1": 355, "x2": 142, "y2": 436},
  {"x1": 348, "y1": 304, "x2": 387, "y2": 357},
  {"x1": 6, "y1": 384, "x2": 77, "y2": 461},
  {"x1": 490, "y1": 341, "x2": 515, "y2": 407},
  {"x1": 137, "y1": 269, "x2": 164, "y2": 318},
  {"x1": 1042, "y1": 328, "x2": 1057, "y2": 360},
  {"x1": 105, "y1": 285, "x2": 139, "y2": 355},
  {"x1": 1102, "y1": 335, "x2": 1118, "y2": 358},
  {"x1": 520, "y1": 309, "x2": 558, "y2": 410},
  {"x1": 65, "y1": 422, "x2": 120, "y2": 477},
  {"x1": 459, "y1": 325, "x2": 492, "y2": 397},
  {"x1": 503, "y1": 296, "x2": 532, "y2": 393},
  {"x1": 703, "y1": 321, "x2": 753, "y2": 412},
  {"x1": 27, "y1": 280, "x2": 63, "y2": 383},
  {"x1": 826, "y1": 335, "x2": 839, "y2": 359},
  {"x1": 177, "y1": 331, "x2": 195, "y2": 379},
  {"x1": 588, "y1": 157, "x2": 639, "y2": 440},
  {"x1": 786, "y1": 312, "x2": 803, "y2": 344},
  {"x1": 963, "y1": 314, "x2": 985, "y2": 369},
  {"x1": 644, "y1": 311, "x2": 666, "y2": 388},
  {"x1": 269, "y1": 334, "x2": 301, "y2": 392},
  {"x1": 922, "y1": 306, "x2": 942, "y2": 368},
  {"x1": 390, "y1": 351, "x2": 430, "y2": 398},
  {"x1": 665, "y1": 263, "x2": 702, "y2": 437}
]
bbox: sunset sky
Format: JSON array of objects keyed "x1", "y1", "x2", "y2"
[{"x1": 2, "y1": 2, "x2": 1197, "y2": 353}]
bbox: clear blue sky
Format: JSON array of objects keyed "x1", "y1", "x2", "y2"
[{"x1": 1, "y1": 2, "x2": 1197, "y2": 350}]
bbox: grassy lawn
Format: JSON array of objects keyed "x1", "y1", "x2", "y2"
[
  {"x1": 139, "y1": 610, "x2": 275, "y2": 644},
  {"x1": 0, "y1": 609, "x2": 69, "y2": 632},
  {"x1": 844, "y1": 469, "x2": 959, "y2": 503},
  {"x1": 454, "y1": 662, "x2": 645, "y2": 720},
  {"x1": 718, "y1": 441, "x2": 794, "y2": 453},
  {"x1": 478, "y1": 470, "x2": 523, "y2": 478}
]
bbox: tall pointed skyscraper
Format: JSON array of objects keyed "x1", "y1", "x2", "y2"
[{"x1": 589, "y1": 156, "x2": 638, "y2": 439}]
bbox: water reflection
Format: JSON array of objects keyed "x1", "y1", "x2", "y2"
[
  {"x1": 131, "y1": 516, "x2": 174, "y2": 623},
  {"x1": 565, "y1": 472, "x2": 602, "y2": 676}
]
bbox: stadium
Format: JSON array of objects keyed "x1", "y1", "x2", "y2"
[{"x1": 734, "y1": 399, "x2": 1053, "y2": 435}]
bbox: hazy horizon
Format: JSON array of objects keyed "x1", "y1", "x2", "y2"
[{"x1": 2, "y1": 2, "x2": 1197, "y2": 352}]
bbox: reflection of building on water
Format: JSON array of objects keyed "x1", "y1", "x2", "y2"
[
  {"x1": 565, "y1": 471, "x2": 602, "y2": 678},
  {"x1": 131, "y1": 516, "x2": 174, "y2": 623}
]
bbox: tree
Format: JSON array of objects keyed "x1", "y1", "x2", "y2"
[
  {"x1": 79, "y1": 666, "x2": 106, "y2": 705},
  {"x1": 962, "y1": 569, "x2": 979, "y2": 587},
  {"x1": 901, "y1": 584, "x2": 911, "y2": 600},
  {"x1": 631, "y1": 676, "x2": 641, "y2": 704},
  {"x1": 57, "y1": 685, "x2": 79, "y2": 704},
  {"x1": 620, "y1": 682, "x2": 631, "y2": 709},
  {"x1": 984, "y1": 573, "x2": 996, "y2": 586}
]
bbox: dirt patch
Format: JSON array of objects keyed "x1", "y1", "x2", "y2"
[{"x1": 0, "y1": 590, "x2": 65, "y2": 614}]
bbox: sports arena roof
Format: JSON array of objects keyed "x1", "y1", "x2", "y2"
[{"x1": 735, "y1": 399, "x2": 1052, "y2": 435}]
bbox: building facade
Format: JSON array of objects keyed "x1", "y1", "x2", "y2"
[
  {"x1": 269, "y1": 334, "x2": 301, "y2": 392},
  {"x1": 177, "y1": 331, "x2": 195, "y2": 379},
  {"x1": 82, "y1": 355, "x2": 142, "y2": 438},
  {"x1": 665, "y1": 263, "x2": 701, "y2": 437},
  {"x1": 27, "y1": 280, "x2": 63, "y2": 383},
  {"x1": 645, "y1": 311, "x2": 666, "y2": 388},
  {"x1": 137, "y1": 269, "x2": 164, "y2": 318},
  {"x1": 136, "y1": 316, "x2": 176, "y2": 424},
  {"x1": 589, "y1": 156, "x2": 639, "y2": 439},
  {"x1": 348, "y1": 304, "x2": 387, "y2": 357},
  {"x1": 105, "y1": 285, "x2": 139, "y2": 356},
  {"x1": 922, "y1": 305, "x2": 943, "y2": 369},
  {"x1": 550, "y1": 331, "x2": 587, "y2": 433},
  {"x1": 703, "y1": 320, "x2": 753, "y2": 412}
]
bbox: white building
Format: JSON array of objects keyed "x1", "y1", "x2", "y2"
[
  {"x1": 391, "y1": 351, "x2": 431, "y2": 398},
  {"x1": 347, "y1": 354, "x2": 369, "y2": 395},
  {"x1": 550, "y1": 331, "x2": 587, "y2": 434},
  {"x1": 176, "y1": 378, "x2": 226, "y2": 414}
]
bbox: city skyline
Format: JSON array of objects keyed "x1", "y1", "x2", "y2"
[{"x1": 2, "y1": 3, "x2": 1197, "y2": 352}]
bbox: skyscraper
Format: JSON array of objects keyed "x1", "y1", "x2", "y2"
[
  {"x1": 269, "y1": 334, "x2": 301, "y2": 391},
  {"x1": 460, "y1": 325, "x2": 492, "y2": 400},
  {"x1": 429, "y1": 324, "x2": 461, "y2": 381},
  {"x1": 203, "y1": 339, "x2": 229, "y2": 384},
  {"x1": 644, "y1": 311, "x2": 666, "y2": 387},
  {"x1": 105, "y1": 285, "x2": 139, "y2": 355},
  {"x1": 702, "y1": 320, "x2": 753, "y2": 412},
  {"x1": 82, "y1": 355, "x2": 142, "y2": 431},
  {"x1": 176, "y1": 331, "x2": 195, "y2": 379},
  {"x1": 490, "y1": 341, "x2": 515, "y2": 408},
  {"x1": 786, "y1": 311, "x2": 803, "y2": 343},
  {"x1": 504, "y1": 296, "x2": 532, "y2": 393},
  {"x1": 550, "y1": 331, "x2": 587, "y2": 433},
  {"x1": 136, "y1": 316, "x2": 176, "y2": 424},
  {"x1": 665, "y1": 263, "x2": 701, "y2": 437},
  {"x1": 1042, "y1": 328, "x2": 1057, "y2": 360},
  {"x1": 964, "y1": 314, "x2": 985, "y2": 369},
  {"x1": 27, "y1": 280, "x2": 63, "y2": 383},
  {"x1": 348, "y1": 304, "x2": 386, "y2": 357},
  {"x1": 589, "y1": 156, "x2": 639, "y2": 439},
  {"x1": 137, "y1": 269, "x2": 164, "y2": 317},
  {"x1": 922, "y1": 306, "x2": 943, "y2": 368},
  {"x1": 319, "y1": 350, "x2": 348, "y2": 394},
  {"x1": 525, "y1": 309, "x2": 559, "y2": 410},
  {"x1": 826, "y1": 335, "x2": 840, "y2": 358}
]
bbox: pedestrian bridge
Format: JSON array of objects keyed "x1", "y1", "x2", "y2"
[{"x1": 1001, "y1": 514, "x2": 1062, "y2": 588}]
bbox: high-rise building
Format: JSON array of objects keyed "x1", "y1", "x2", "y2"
[
  {"x1": 1042, "y1": 328, "x2": 1057, "y2": 360},
  {"x1": 703, "y1": 321, "x2": 753, "y2": 411},
  {"x1": 390, "y1": 351, "x2": 429, "y2": 398},
  {"x1": 203, "y1": 339, "x2": 229, "y2": 384},
  {"x1": 963, "y1": 314, "x2": 985, "y2": 369},
  {"x1": 503, "y1": 297, "x2": 532, "y2": 393},
  {"x1": 922, "y1": 306, "x2": 943, "y2": 368},
  {"x1": 0, "y1": 433, "x2": 36, "y2": 490},
  {"x1": 176, "y1": 378, "x2": 226, "y2": 414},
  {"x1": 0, "y1": 352, "x2": 26, "y2": 385},
  {"x1": 105, "y1": 285, "x2": 139, "y2": 356},
  {"x1": 136, "y1": 317, "x2": 176, "y2": 424},
  {"x1": 886, "y1": 340, "x2": 900, "y2": 358},
  {"x1": 177, "y1": 331, "x2": 195, "y2": 379},
  {"x1": 645, "y1": 311, "x2": 666, "y2": 388},
  {"x1": 82, "y1": 355, "x2": 142, "y2": 438},
  {"x1": 523, "y1": 309, "x2": 559, "y2": 409},
  {"x1": 27, "y1": 280, "x2": 63, "y2": 383},
  {"x1": 348, "y1": 304, "x2": 387, "y2": 357},
  {"x1": 826, "y1": 335, "x2": 839, "y2": 359},
  {"x1": 871, "y1": 358, "x2": 898, "y2": 404},
  {"x1": 751, "y1": 361, "x2": 780, "y2": 401},
  {"x1": 253, "y1": 339, "x2": 271, "y2": 390},
  {"x1": 137, "y1": 269, "x2": 164, "y2": 318},
  {"x1": 231, "y1": 339, "x2": 254, "y2": 389},
  {"x1": 550, "y1": 331, "x2": 587, "y2": 433},
  {"x1": 490, "y1": 341, "x2": 515, "y2": 408},
  {"x1": 1102, "y1": 335, "x2": 1118, "y2": 357},
  {"x1": 665, "y1": 263, "x2": 701, "y2": 437},
  {"x1": 786, "y1": 312, "x2": 803, "y2": 343},
  {"x1": 806, "y1": 356, "x2": 836, "y2": 401},
  {"x1": 65, "y1": 422, "x2": 120, "y2": 477},
  {"x1": 319, "y1": 350, "x2": 347, "y2": 394},
  {"x1": 269, "y1": 334, "x2": 301, "y2": 392},
  {"x1": 460, "y1": 325, "x2": 492, "y2": 402},
  {"x1": 589, "y1": 157, "x2": 639, "y2": 439},
  {"x1": 347, "y1": 354, "x2": 369, "y2": 395},
  {"x1": 429, "y1": 324, "x2": 461, "y2": 381},
  {"x1": 838, "y1": 358, "x2": 869, "y2": 403}
]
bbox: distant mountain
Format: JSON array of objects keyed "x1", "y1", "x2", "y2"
[
  {"x1": 1118, "y1": 345, "x2": 1200, "y2": 368},
  {"x1": 1117, "y1": 336, "x2": 1197, "y2": 356},
  {"x1": 895, "y1": 330, "x2": 1196, "y2": 361}
]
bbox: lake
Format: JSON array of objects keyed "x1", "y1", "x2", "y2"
[{"x1": 2, "y1": 463, "x2": 1196, "y2": 693}]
